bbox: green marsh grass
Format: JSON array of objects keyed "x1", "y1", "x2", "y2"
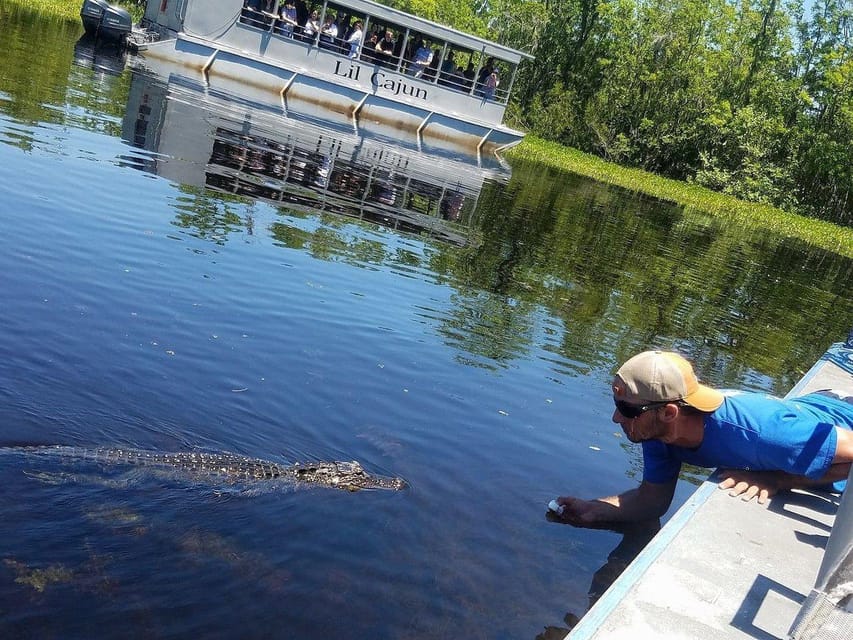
[{"x1": 510, "y1": 137, "x2": 853, "y2": 259}]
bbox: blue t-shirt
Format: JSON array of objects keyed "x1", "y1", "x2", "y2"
[{"x1": 642, "y1": 392, "x2": 853, "y2": 487}]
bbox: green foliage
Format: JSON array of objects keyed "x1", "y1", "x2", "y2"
[
  {"x1": 380, "y1": 0, "x2": 489, "y2": 34},
  {"x1": 498, "y1": 0, "x2": 853, "y2": 226}
]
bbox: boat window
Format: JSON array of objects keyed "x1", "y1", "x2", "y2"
[
  {"x1": 437, "y1": 45, "x2": 475, "y2": 93},
  {"x1": 400, "y1": 33, "x2": 442, "y2": 79},
  {"x1": 293, "y1": 3, "x2": 365, "y2": 55},
  {"x1": 360, "y1": 24, "x2": 404, "y2": 67}
]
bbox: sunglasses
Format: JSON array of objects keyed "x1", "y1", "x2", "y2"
[{"x1": 613, "y1": 399, "x2": 673, "y2": 419}]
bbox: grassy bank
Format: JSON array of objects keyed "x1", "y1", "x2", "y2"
[{"x1": 510, "y1": 137, "x2": 853, "y2": 259}]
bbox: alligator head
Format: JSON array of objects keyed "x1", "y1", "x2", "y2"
[{"x1": 291, "y1": 461, "x2": 407, "y2": 491}]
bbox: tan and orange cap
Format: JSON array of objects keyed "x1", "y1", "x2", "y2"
[{"x1": 615, "y1": 351, "x2": 724, "y2": 412}]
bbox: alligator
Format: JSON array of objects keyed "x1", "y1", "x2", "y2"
[{"x1": 1, "y1": 445, "x2": 406, "y2": 491}]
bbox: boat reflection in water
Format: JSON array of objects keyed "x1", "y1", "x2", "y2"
[
  {"x1": 121, "y1": 69, "x2": 510, "y2": 246},
  {"x1": 73, "y1": 34, "x2": 128, "y2": 77}
]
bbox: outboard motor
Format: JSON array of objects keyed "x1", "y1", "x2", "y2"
[
  {"x1": 99, "y1": 5, "x2": 132, "y2": 45},
  {"x1": 80, "y1": 0, "x2": 110, "y2": 36}
]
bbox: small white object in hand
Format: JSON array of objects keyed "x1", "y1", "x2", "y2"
[{"x1": 548, "y1": 499, "x2": 564, "y2": 515}]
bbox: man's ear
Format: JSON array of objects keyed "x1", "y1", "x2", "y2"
[{"x1": 660, "y1": 403, "x2": 680, "y2": 421}]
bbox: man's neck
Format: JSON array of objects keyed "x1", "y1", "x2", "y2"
[{"x1": 663, "y1": 413, "x2": 705, "y2": 449}]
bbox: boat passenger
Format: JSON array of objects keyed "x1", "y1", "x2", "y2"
[
  {"x1": 475, "y1": 57, "x2": 496, "y2": 94},
  {"x1": 361, "y1": 32, "x2": 380, "y2": 63},
  {"x1": 422, "y1": 48, "x2": 440, "y2": 81},
  {"x1": 481, "y1": 69, "x2": 499, "y2": 100},
  {"x1": 408, "y1": 40, "x2": 433, "y2": 78},
  {"x1": 319, "y1": 14, "x2": 338, "y2": 50},
  {"x1": 551, "y1": 350, "x2": 853, "y2": 525},
  {"x1": 293, "y1": 0, "x2": 308, "y2": 36},
  {"x1": 375, "y1": 30, "x2": 396, "y2": 68},
  {"x1": 345, "y1": 21, "x2": 363, "y2": 59},
  {"x1": 275, "y1": 0, "x2": 298, "y2": 37},
  {"x1": 450, "y1": 66, "x2": 467, "y2": 90},
  {"x1": 438, "y1": 51, "x2": 455, "y2": 86},
  {"x1": 462, "y1": 62, "x2": 475, "y2": 89},
  {"x1": 302, "y1": 10, "x2": 319, "y2": 41}
]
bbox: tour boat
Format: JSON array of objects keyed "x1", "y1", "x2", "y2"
[{"x1": 130, "y1": 0, "x2": 532, "y2": 156}]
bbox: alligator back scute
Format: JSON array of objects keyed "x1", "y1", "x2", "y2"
[{"x1": 1, "y1": 445, "x2": 406, "y2": 491}]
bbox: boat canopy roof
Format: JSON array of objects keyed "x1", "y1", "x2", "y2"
[{"x1": 332, "y1": 0, "x2": 534, "y2": 64}]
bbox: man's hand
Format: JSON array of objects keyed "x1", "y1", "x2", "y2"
[
  {"x1": 549, "y1": 481, "x2": 677, "y2": 526},
  {"x1": 717, "y1": 469, "x2": 783, "y2": 503},
  {"x1": 550, "y1": 497, "x2": 605, "y2": 526}
]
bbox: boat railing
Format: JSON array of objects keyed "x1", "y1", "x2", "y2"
[{"x1": 236, "y1": 0, "x2": 522, "y2": 106}]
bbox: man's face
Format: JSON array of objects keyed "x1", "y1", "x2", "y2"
[{"x1": 611, "y1": 380, "x2": 664, "y2": 443}]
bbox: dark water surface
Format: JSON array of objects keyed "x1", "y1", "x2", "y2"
[{"x1": 1, "y1": 6, "x2": 851, "y2": 639}]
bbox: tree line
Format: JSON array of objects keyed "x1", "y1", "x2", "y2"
[{"x1": 387, "y1": 0, "x2": 853, "y2": 226}]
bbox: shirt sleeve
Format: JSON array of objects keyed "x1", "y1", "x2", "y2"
[{"x1": 642, "y1": 440, "x2": 681, "y2": 484}]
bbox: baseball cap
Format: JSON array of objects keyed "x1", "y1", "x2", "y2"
[{"x1": 615, "y1": 351, "x2": 724, "y2": 412}]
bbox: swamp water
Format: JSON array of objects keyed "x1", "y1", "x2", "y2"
[{"x1": 0, "y1": 6, "x2": 851, "y2": 638}]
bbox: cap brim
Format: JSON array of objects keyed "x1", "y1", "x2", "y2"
[{"x1": 683, "y1": 383, "x2": 724, "y2": 412}]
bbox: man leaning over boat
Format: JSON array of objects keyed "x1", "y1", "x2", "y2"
[{"x1": 551, "y1": 350, "x2": 853, "y2": 525}]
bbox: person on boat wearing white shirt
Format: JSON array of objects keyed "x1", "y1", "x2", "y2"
[
  {"x1": 319, "y1": 15, "x2": 338, "y2": 49},
  {"x1": 303, "y1": 10, "x2": 319, "y2": 40},
  {"x1": 346, "y1": 21, "x2": 363, "y2": 58}
]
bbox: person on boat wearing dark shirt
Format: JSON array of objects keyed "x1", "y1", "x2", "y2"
[
  {"x1": 361, "y1": 32, "x2": 380, "y2": 64},
  {"x1": 375, "y1": 30, "x2": 396, "y2": 67},
  {"x1": 462, "y1": 62, "x2": 476, "y2": 89},
  {"x1": 551, "y1": 350, "x2": 853, "y2": 525},
  {"x1": 275, "y1": 0, "x2": 298, "y2": 37}
]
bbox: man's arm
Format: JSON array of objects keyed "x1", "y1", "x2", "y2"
[
  {"x1": 555, "y1": 479, "x2": 677, "y2": 526},
  {"x1": 719, "y1": 426, "x2": 853, "y2": 503}
]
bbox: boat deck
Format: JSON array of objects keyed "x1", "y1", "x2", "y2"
[{"x1": 567, "y1": 341, "x2": 853, "y2": 640}]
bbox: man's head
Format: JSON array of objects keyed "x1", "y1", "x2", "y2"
[{"x1": 614, "y1": 351, "x2": 723, "y2": 412}]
